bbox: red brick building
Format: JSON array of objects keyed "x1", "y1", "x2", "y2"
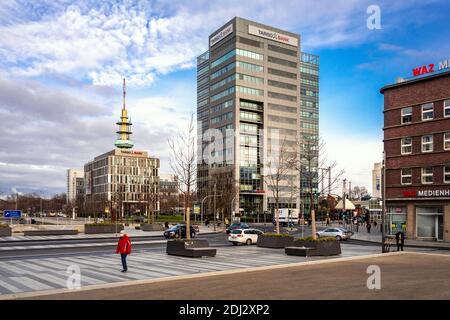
[{"x1": 381, "y1": 70, "x2": 450, "y2": 242}]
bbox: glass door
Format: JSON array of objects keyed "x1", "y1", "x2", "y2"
[{"x1": 417, "y1": 214, "x2": 436, "y2": 238}]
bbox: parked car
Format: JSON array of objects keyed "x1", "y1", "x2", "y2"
[
  {"x1": 316, "y1": 228, "x2": 353, "y2": 241},
  {"x1": 163, "y1": 224, "x2": 196, "y2": 239},
  {"x1": 226, "y1": 223, "x2": 249, "y2": 234},
  {"x1": 228, "y1": 228, "x2": 264, "y2": 246}
]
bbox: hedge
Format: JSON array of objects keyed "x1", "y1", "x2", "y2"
[
  {"x1": 261, "y1": 233, "x2": 293, "y2": 238},
  {"x1": 296, "y1": 236, "x2": 337, "y2": 242}
]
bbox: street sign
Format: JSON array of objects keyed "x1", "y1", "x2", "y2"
[{"x1": 4, "y1": 210, "x2": 22, "y2": 218}]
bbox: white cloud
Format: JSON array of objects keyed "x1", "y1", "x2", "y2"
[{"x1": 0, "y1": 0, "x2": 437, "y2": 87}]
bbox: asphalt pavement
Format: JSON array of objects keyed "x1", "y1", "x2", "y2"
[{"x1": 10, "y1": 252, "x2": 450, "y2": 300}]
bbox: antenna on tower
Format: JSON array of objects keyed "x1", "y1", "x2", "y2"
[{"x1": 123, "y1": 78, "x2": 126, "y2": 110}]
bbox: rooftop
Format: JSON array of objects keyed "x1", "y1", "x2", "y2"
[{"x1": 380, "y1": 69, "x2": 450, "y2": 93}]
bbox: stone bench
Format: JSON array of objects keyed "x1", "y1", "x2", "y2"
[
  {"x1": 23, "y1": 230, "x2": 79, "y2": 236},
  {"x1": 167, "y1": 239, "x2": 216, "y2": 258},
  {"x1": 285, "y1": 246, "x2": 314, "y2": 257}
]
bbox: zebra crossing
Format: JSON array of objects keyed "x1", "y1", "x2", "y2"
[
  {"x1": 0, "y1": 240, "x2": 166, "y2": 251},
  {"x1": 0, "y1": 244, "x2": 382, "y2": 296}
]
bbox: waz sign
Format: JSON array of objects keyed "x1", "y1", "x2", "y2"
[{"x1": 412, "y1": 58, "x2": 450, "y2": 77}]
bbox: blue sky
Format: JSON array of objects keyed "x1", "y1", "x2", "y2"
[{"x1": 1, "y1": 0, "x2": 449, "y2": 196}]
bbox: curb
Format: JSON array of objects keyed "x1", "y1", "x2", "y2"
[
  {"x1": 350, "y1": 237, "x2": 450, "y2": 251},
  {"x1": 0, "y1": 230, "x2": 223, "y2": 244},
  {"x1": 0, "y1": 251, "x2": 409, "y2": 300}
]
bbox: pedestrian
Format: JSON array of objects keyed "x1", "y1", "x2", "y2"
[
  {"x1": 164, "y1": 221, "x2": 169, "y2": 229},
  {"x1": 395, "y1": 231, "x2": 405, "y2": 251},
  {"x1": 373, "y1": 221, "x2": 378, "y2": 228},
  {"x1": 225, "y1": 217, "x2": 229, "y2": 227},
  {"x1": 366, "y1": 222, "x2": 372, "y2": 233},
  {"x1": 116, "y1": 230, "x2": 132, "y2": 272}
]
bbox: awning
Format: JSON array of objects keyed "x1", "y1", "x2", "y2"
[{"x1": 335, "y1": 198, "x2": 356, "y2": 210}]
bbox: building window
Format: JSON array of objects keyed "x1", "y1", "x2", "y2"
[
  {"x1": 444, "y1": 133, "x2": 450, "y2": 151},
  {"x1": 445, "y1": 99, "x2": 450, "y2": 117},
  {"x1": 444, "y1": 166, "x2": 450, "y2": 183},
  {"x1": 401, "y1": 168, "x2": 412, "y2": 185},
  {"x1": 401, "y1": 107, "x2": 412, "y2": 124},
  {"x1": 401, "y1": 137, "x2": 412, "y2": 154},
  {"x1": 422, "y1": 135, "x2": 433, "y2": 153},
  {"x1": 421, "y1": 167, "x2": 433, "y2": 184},
  {"x1": 422, "y1": 103, "x2": 434, "y2": 120}
]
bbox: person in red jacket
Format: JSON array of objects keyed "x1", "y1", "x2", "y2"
[{"x1": 116, "y1": 230, "x2": 132, "y2": 272}]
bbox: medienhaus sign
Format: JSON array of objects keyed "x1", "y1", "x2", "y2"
[
  {"x1": 403, "y1": 190, "x2": 450, "y2": 197},
  {"x1": 248, "y1": 25, "x2": 298, "y2": 47},
  {"x1": 210, "y1": 24, "x2": 233, "y2": 47}
]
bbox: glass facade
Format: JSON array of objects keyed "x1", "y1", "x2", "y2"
[{"x1": 299, "y1": 52, "x2": 320, "y2": 217}]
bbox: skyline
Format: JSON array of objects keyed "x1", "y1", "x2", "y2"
[{"x1": 1, "y1": 0, "x2": 450, "y2": 196}]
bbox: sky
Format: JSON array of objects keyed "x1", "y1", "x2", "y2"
[{"x1": 1, "y1": 0, "x2": 450, "y2": 197}]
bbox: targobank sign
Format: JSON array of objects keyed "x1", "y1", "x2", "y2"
[
  {"x1": 210, "y1": 24, "x2": 233, "y2": 47},
  {"x1": 248, "y1": 25, "x2": 298, "y2": 47}
]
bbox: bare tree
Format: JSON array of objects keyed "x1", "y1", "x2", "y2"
[
  {"x1": 209, "y1": 170, "x2": 238, "y2": 224},
  {"x1": 350, "y1": 186, "x2": 369, "y2": 200},
  {"x1": 168, "y1": 114, "x2": 197, "y2": 240},
  {"x1": 264, "y1": 138, "x2": 297, "y2": 234},
  {"x1": 294, "y1": 136, "x2": 345, "y2": 239}
]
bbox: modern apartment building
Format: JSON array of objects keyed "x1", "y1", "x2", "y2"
[
  {"x1": 66, "y1": 168, "x2": 84, "y2": 205},
  {"x1": 83, "y1": 80, "x2": 160, "y2": 218},
  {"x1": 197, "y1": 17, "x2": 319, "y2": 219},
  {"x1": 381, "y1": 69, "x2": 450, "y2": 241}
]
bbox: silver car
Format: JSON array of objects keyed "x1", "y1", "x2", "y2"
[{"x1": 316, "y1": 228, "x2": 353, "y2": 241}]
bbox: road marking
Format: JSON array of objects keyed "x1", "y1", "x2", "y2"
[
  {"x1": 0, "y1": 279, "x2": 23, "y2": 294},
  {"x1": 10, "y1": 277, "x2": 53, "y2": 291}
]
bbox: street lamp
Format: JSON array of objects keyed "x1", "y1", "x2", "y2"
[
  {"x1": 200, "y1": 191, "x2": 223, "y2": 225},
  {"x1": 230, "y1": 195, "x2": 237, "y2": 223}
]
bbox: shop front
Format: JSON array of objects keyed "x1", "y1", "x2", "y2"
[
  {"x1": 387, "y1": 201, "x2": 448, "y2": 242},
  {"x1": 387, "y1": 206, "x2": 407, "y2": 235},
  {"x1": 416, "y1": 206, "x2": 444, "y2": 241}
]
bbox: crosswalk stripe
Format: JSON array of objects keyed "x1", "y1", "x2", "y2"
[
  {"x1": 0, "y1": 279, "x2": 23, "y2": 294},
  {"x1": 8, "y1": 261, "x2": 47, "y2": 273},
  {"x1": 0, "y1": 262, "x2": 28, "y2": 275},
  {"x1": 30, "y1": 259, "x2": 71, "y2": 270},
  {"x1": 24, "y1": 272, "x2": 67, "y2": 288},
  {"x1": 10, "y1": 276, "x2": 53, "y2": 291}
]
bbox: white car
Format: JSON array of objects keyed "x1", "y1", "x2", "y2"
[
  {"x1": 316, "y1": 228, "x2": 353, "y2": 241},
  {"x1": 228, "y1": 228, "x2": 264, "y2": 246}
]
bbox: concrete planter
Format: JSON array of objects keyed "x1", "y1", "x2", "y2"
[
  {"x1": 23, "y1": 230, "x2": 78, "y2": 236},
  {"x1": 166, "y1": 239, "x2": 216, "y2": 258},
  {"x1": 289, "y1": 240, "x2": 341, "y2": 256},
  {"x1": 0, "y1": 227, "x2": 12, "y2": 237},
  {"x1": 141, "y1": 223, "x2": 165, "y2": 232},
  {"x1": 84, "y1": 224, "x2": 124, "y2": 234},
  {"x1": 257, "y1": 235, "x2": 294, "y2": 248}
]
